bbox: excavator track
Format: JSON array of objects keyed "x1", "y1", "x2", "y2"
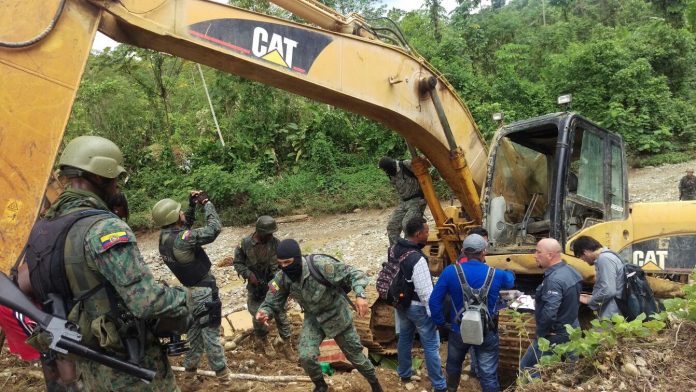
[
  {"x1": 355, "y1": 287, "x2": 536, "y2": 369},
  {"x1": 497, "y1": 310, "x2": 536, "y2": 372},
  {"x1": 353, "y1": 285, "x2": 397, "y2": 355}
]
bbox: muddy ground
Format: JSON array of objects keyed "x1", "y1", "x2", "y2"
[{"x1": 1, "y1": 159, "x2": 694, "y2": 391}]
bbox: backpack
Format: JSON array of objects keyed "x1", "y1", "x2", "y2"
[
  {"x1": 614, "y1": 259, "x2": 660, "y2": 321},
  {"x1": 454, "y1": 264, "x2": 496, "y2": 345},
  {"x1": 306, "y1": 254, "x2": 356, "y2": 311},
  {"x1": 376, "y1": 245, "x2": 417, "y2": 309},
  {"x1": 600, "y1": 250, "x2": 660, "y2": 321}
]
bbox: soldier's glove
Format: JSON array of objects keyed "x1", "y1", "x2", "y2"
[
  {"x1": 196, "y1": 191, "x2": 210, "y2": 205},
  {"x1": 247, "y1": 273, "x2": 259, "y2": 286},
  {"x1": 188, "y1": 192, "x2": 198, "y2": 207}
]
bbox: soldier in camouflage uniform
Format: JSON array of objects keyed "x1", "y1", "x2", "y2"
[
  {"x1": 152, "y1": 192, "x2": 229, "y2": 380},
  {"x1": 233, "y1": 216, "x2": 292, "y2": 356},
  {"x1": 379, "y1": 156, "x2": 427, "y2": 245},
  {"x1": 679, "y1": 169, "x2": 696, "y2": 200},
  {"x1": 29, "y1": 136, "x2": 191, "y2": 391},
  {"x1": 256, "y1": 239, "x2": 383, "y2": 392}
]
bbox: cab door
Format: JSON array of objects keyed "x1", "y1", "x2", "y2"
[{"x1": 562, "y1": 119, "x2": 627, "y2": 242}]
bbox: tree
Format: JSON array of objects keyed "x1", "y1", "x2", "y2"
[{"x1": 426, "y1": 0, "x2": 444, "y2": 42}]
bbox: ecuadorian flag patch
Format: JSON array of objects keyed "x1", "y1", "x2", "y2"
[
  {"x1": 100, "y1": 231, "x2": 129, "y2": 250},
  {"x1": 269, "y1": 280, "x2": 280, "y2": 294},
  {"x1": 181, "y1": 230, "x2": 192, "y2": 241}
]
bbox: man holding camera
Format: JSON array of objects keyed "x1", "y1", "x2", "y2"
[{"x1": 152, "y1": 190, "x2": 229, "y2": 381}]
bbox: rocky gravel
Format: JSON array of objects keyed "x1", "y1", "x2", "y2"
[{"x1": 628, "y1": 159, "x2": 696, "y2": 203}]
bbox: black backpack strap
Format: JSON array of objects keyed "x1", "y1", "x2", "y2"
[
  {"x1": 399, "y1": 161, "x2": 417, "y2": 179},
  {"x1": 454, "y1": 263, "x2": 475, "y2": 305},
  {"x1": 455, "y1": 264, "x2": 495, "y2": 308},
  {"x1": 479, "y1": 267, "x2": 496, "y2": 303},
  {"x1": 307, "y1": 255, "x2": 357, "y2": 311}
]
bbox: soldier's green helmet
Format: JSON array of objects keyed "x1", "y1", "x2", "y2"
[
  {"x1": 59, "y1": 136, "x2": 126, "y2": 179},
  {"x1": 256, "y1": 215, "x2": 277, "y2": 235},
  {"x1": 152, "y1": 198, "x2": 181, "y2": 227}
]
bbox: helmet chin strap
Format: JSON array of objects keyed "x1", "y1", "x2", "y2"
[{"x1": 82, "y1": 173, "x2": 114, "y2": 203}]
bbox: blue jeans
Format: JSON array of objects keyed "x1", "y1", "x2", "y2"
[
  {"x1": 519, "y1": 335, "x2": 570, "y2": 378},
  {"x1": 397, "y1": 305, "x2": 446, "y2": 391},
  {"x1": 446, "y1": 329, "x2": 500, "y2": 392}
]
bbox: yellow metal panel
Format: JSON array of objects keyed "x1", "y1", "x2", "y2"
[
  {"x1": 565, "y1": 201, "x2": 696, "y2": 256},
  {"x1": 486, "y1": 253, "x2": 596, "y2": 281},
  {"x1": 0, "y1": 0, "x2": 100, "y2": 273}
]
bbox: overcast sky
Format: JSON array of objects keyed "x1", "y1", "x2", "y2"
[{"x1": 92, "y1": 0, "x2": 459, "y2": 51}]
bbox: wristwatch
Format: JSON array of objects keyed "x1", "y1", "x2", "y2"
[{"x1": 356, "y1": 292, "x2": 366, "y2": 299}]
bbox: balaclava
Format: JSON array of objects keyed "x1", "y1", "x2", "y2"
[
  {"x1": 277, "y1": 239, "x2": 303, "y2": 282},
  {"x1": 378, "y1": 156, "x2": 397, "y2": 177}
]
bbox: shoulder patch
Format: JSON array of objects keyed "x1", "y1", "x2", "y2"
[
  {"x1": 99, "y1": 231, "x2": 130, "y2": 250},
  {"x1": 269, "y1": 280, "x2": 280, "y2": 294},
  {"x1": 181, "y1": 230, "x2": 192, "y2": 241},
  {"x1": 323, "y1": 263, "x2": 334, "y2": 275}
]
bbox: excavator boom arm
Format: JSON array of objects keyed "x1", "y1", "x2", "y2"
[{"x1": 0, "y1": 0, "x2": 488, "y2": 273}]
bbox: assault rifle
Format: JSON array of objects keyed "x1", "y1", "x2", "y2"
[{"x1": 0, "y1": 272, "x2": 156, "y2": 382}]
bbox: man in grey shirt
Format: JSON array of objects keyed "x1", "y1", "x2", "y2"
[{"x1": 571, "y1": 235, "x2": 625, "y2": 319}]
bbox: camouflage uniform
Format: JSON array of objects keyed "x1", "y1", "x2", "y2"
[
  {"x1": 679, "y1": 173, "x2": 696, "y2": 200},
  {"x1": 233, "y1": 235, "x2": 291, "y2": 339},
  {"x1": 159, "y1": 202, "x2": 227, "y2": 373},
  {"x1": 49, "y1": 189, "x2": 188, "y2": 391},
  {"x1": 258, "y1": 255, "x2": 376, "y2": 384},
  {"x1": 385, "y1": 160, "x2": 426, "y2": 245}
]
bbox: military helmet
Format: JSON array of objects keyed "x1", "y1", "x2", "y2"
[
  {"x1": 256, "y1": 215, "x2": 277, "y2": 235},
  {"x1": 152, "y1": 198, "x2": 182, "y2": 227},
  {"x1": 59, "y1": 136, "x2": 126, "y2": 179}
]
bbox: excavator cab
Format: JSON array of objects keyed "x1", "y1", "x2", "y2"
[{"x1": 482, "y1": 112, "x2": 629, "y2": 253}]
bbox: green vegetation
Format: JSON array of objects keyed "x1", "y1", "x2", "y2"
[
  {"x1": 515, "y1": 268, "x2": 696, "y2": 384},
  {"x1": 65, "y1": 0, "x2": 696, "y2": 229}
]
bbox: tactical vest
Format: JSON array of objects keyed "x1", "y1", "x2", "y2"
[
  {"x1": 240, "y1": 236, "x2": 278, "y2": 279},
  {"x1": 159, "y1": 229, "x2": 211, "y2": 287},
  {"x1": 25, "y1": 209, "x2": 130, "y2": 351}
]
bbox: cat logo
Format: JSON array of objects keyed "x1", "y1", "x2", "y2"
[
  {"x1": 189, "y1": 19, "x2": 333, "y2": 75},
  {"x1": 252, "y1": 27, "x2": 298, "y2": 70}
]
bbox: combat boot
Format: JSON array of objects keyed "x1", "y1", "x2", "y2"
[
  {"x1": 369, "y1": 380, "x2": 383, "y2": 392},
  {"x1": 254, "y1": 335, "x2": 276, "y2": 356},
  {"x1": 274, "y1": 335, "x2": 296, "y2": 360},
  {"x1": 312, "y1": 378, "x2": 329, "y2": 392},
  {"x1": 215, "y1": 367, "x2": 231, "y2": 386}
]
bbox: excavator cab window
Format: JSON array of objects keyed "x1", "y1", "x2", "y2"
[
  {"x1": 564, "y1": 121, "x2": 627, "y2": 238},
  {"x1": 484, "y1": 114, "x2": 628, "y2": 251},
  {"x1": 486, "y1": 124, "x2": 556, "y2": 248}
]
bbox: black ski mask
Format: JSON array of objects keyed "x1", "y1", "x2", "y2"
[
  {"x1": 277, "y1": 239, "x2": 303, "y2": 282},
  {"x1": 378, "y1": 156, "x2": 397, "y2": 177}
]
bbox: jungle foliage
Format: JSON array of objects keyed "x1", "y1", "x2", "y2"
[{"x1": 65, "y1": 0, "x2": 696, "y2": 229}]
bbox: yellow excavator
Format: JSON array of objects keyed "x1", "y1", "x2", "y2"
[{"x1": 2, "y1": 0, "x2": 694, "y2": 370}]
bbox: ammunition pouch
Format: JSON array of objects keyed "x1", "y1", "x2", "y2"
[
  {"x1": 204, "y1": 300, "x2": 222, "y2": 328},
  {"x1": 192, "y1": 278, "x2": 221, "y2": 328}
]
